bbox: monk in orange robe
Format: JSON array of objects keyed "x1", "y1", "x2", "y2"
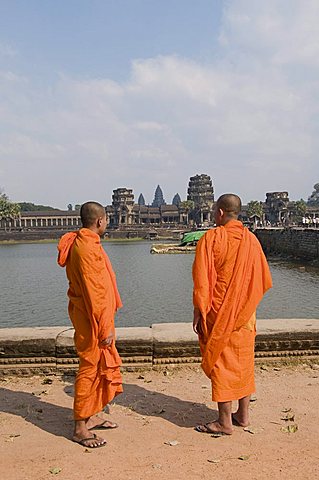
[
  {"x1": 193, "y1": 194, "x2": 272, "y2": 435},
  {"x1": 57, "y1": 201, "x2": 123, "y2": 448}
]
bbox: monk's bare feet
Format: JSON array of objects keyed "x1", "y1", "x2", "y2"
[
  {"x1": 232, "y1": 395, "x2": 251, "y2": 427},
  {"x1": 73, "y1": 419, "x2": 106, "y2": 448},
  {"x1": 232, "y1": 412, "x2": 249, "y2": 427},
  {"x1": 72, "y1": 432, "x2": 106, "y2": 448},
  {"x1": 86, "y1": 414, "x2": 118, "y2": 430},
  {"x1": 195, "y1": 421, "x2": 233, "y2": 435}
]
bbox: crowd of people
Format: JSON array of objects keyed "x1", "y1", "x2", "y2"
[{"x1": 302, "y1": 216, "x2": 319, "y2": 227}]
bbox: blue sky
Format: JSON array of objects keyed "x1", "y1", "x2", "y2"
[
  {"x1": 0, "y1": 0, "x2": 222, "y2": 81},
  {"x1": 0, "y1": 0, "x2": 318, "y2": 208}
]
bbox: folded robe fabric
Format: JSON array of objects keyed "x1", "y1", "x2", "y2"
[
  {"x1": 192, "y1": 220, "x2": 272, "y2": 402},
  {"x1": 58, "y1": 228, "x2": 123, "y2": 420}
]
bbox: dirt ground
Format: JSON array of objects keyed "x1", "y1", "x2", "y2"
[{"x1": 1, "y1": 364, "x2": 319, "y2": 480}]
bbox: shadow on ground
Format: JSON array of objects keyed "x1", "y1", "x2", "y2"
[
  {"x1": 113, "y1": 383, "x2": 217, "y2": 428},
  {"x1": 0, "y1": 387, "x2": 73, "y2": 440},
  {"x1": 0, "y1": 378, "x2": 217, "y2": 439},
  {"x1": 61, "y1": 377, "x2": 217, "y2": 428}
]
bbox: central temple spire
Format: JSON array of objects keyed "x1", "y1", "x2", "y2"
[{"x1": 152, "y1": 185, "x2": 166, "y2": 207}]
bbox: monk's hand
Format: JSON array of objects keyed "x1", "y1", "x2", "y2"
[
  {"x1": 193, "y1": 308, "x2": 203, "y2": 336},
  {"x1": 100, "y1": 333, "x2": 114, "y2": 348}
]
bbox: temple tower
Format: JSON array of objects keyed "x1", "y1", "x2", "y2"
[
  {"x1": 265, "y1": 192, "x2": 289, "y2": 224},
  {"x1": 187, "y1": 174, "x2": 214, "y2": 225},
  {"x1": 152, "y1": 185, "x2": 166, "y2": 207},
  {"x1": 172, "y1": 193, "x2": 181, "y2": 206},
  {"x1": 112, "y1": 188, "x2": 134, "y2": 225},
  {"x1": 138, "y1": 193, "x2": 146, "y2": 206}
]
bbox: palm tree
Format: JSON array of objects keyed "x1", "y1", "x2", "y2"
[
  {"x1": 246, "y1": 200, "x2": 264, "y2": 228},
  {"x1": 247, "y1": 200, "x2": 263, "y2": 218}
]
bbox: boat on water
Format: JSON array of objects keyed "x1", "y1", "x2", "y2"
[{"x1": 150, "y1": 230, "x2": 207, "y2": 254}]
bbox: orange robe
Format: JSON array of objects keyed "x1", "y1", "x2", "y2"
[
  {"x1": 192, "y1": 220, "x2": 272, "y2": 402},
  {"x1": 57, "y1": 228, "x2": 123, "y2": 420}
]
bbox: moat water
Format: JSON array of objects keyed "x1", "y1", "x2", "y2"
[{"x1": 0, "y1": 241, "x2": 318, "y2": 329}]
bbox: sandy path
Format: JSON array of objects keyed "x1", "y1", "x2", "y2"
[{"x1": 0, "y1": 365, "x2": 319, "y2": 480}]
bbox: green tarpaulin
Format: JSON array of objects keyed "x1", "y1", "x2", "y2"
[{"x1": 180, "y1": 230, "x2": 206, "y2": 245}]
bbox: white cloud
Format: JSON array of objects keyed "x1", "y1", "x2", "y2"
[
  {"x1": 0, "y1": 1, "x2": 318, "y2": 208},
  {"x1": 220, "y1": 0, "x2": 319, "y2": 69}
]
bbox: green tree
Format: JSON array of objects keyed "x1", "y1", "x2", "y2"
[
  {"x1": 18, "y1": 202, "x2": 56, "y2": 212},
  {"x1": 0, "y1": 191, "x2": 20, "y2": 230},
  {"x1": 295, "y1": 199, "x2": 307, "y2": 217},
  {"x1": 291, "y1": 199, "x2": 307, "y2": 225},
  {"x1": 247, "y1": 200, "x2": 263, "y2": 218}
]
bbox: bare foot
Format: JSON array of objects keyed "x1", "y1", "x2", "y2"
[
  {"x1": 72, "y1": 433, "x2": 106, "y2": 448},
  {"x1": 232, "y1": 413, "x2": 249, "y2": 427},
  {"x1": 86, "y1": 415, "x2": 118, "y2": 430},
  {"x1": 195, "y1": 421, "x2": 233, "y2": 435},
  {"x1": 74, "y1": 419, "x2": 107, "y2": 447}
]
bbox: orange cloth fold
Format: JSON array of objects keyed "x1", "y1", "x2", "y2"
[
  {"x1": 193, "y1": 220, "x2": 272, "y2": 402},
  {"x1": 57, "y1": 228, "x2": 123, "y2": 419}
]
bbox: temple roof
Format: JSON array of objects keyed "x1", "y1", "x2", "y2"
[{"x1": 160, "y1": 205, "x2": 179, "y2": 212}]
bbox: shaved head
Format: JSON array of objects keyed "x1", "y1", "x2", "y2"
[
  {"x1": 217, "y1": 194, "x2": 242, "y2": 216},
  {"x1": 80, "y1": 201, "x2": 106, "y2": 228},
  {"x1": 215, "y1": 194, "x2": 242, "y2": 226}
]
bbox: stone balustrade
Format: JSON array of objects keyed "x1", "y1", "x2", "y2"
[{"x1": 0, "y1": 319, "x2": 318, "y2": 376}]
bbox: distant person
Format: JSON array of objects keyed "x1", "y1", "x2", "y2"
[
  {"x1": 192, "y1": 194, "x2": 272, "y2": 435},
  {"x1": 57, "y1": 202, "x2": 123, "y2": 448}
]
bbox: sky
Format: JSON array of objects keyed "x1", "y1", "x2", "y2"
[{"x1": 0, "y1": 0, "x2": 318, "y2": 209}]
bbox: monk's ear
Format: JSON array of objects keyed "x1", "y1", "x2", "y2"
[{"x1": 219, "y1": 208, "x2": 224, "y2": 218}]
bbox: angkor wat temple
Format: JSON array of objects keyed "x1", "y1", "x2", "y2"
[
  {"x1": 1, "y1": 176, "x2": 319, "y2": 233},
  {"x1": 106, "y1": 174, "x2": 215, "y2": 227},
  {"x1": 106, "y1": 179, "x2": 319, "y2": 228}
]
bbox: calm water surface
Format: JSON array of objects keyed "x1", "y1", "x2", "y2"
[{"x1": 0, "y1": 241, "x2": 318, "y2": 328}]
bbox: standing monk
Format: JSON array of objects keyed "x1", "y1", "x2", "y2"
[
  {"x1": 193, "y1": 194, "x2": 272, "y2": 435},
  {"x1": 57, "y1": 202, "x2": 123, "y2": 448}
]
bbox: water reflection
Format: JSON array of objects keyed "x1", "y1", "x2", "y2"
[{"x1": 0, "y1": 242, "x2": 318, "y2": 328}]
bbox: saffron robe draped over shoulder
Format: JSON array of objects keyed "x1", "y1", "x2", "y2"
[
  {"x1": 57, "y1": 228, "x2": 123, "y2": 420},
  {"x1": 192, "y1": 220, "x2": 272, "y2": 402}
]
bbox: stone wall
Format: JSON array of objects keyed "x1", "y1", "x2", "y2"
[
  {"x1": 0, "y1": 227, "x2": 185, "y2": 242},
  {"x1": 255, "y1": 228, "x2": 319, "y2": 260},
  {"x1": 0, "y1": 230, "x2": 65, "y2": 242},
  {"x1": 0, "y1": 319, "x2": 318, "y2": 376}
]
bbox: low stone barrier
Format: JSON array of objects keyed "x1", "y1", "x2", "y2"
[
  {"x1": 0, "y1": 319, "x2": 318, "y2": 375},
  {"x1": 255, "y1": 227, "x2": 319, "y2": 260}
]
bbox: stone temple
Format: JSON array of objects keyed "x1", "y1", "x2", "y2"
[
  {"x1": 187, "y1": 174, "x2": 215, "y2": 225},
  {"x1": 105, "y1": 174, "x2": 215, "y2": 227},
  {"x1": 2, "y1": 176, "x2": 319, "y2": 235},
  {"x1": 264, "y1": 192, "x2": 289, "y2": 224}
]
